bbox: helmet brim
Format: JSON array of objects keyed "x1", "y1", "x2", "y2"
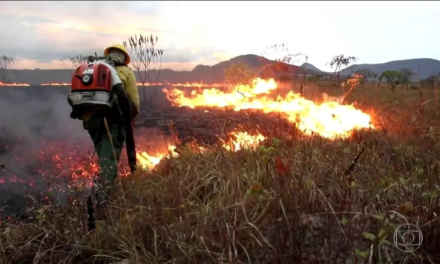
[{"x1": 104, "y1": 46, "x2": 131, "y2": 65}]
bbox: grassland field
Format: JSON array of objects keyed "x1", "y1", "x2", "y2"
[{"x1": 0, "y1": 80, "x2": 440, "y2": 264}]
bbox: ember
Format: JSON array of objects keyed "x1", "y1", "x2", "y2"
[{"x1": 0, "y1": 81, "x2": 30, "y2": 87}]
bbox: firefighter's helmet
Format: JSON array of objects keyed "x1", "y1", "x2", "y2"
[{"x1": 104, "y1": 43, "x2": 131, "y2": 65}]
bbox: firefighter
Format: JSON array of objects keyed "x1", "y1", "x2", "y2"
[{"x1": 81, "y1": 44, "x2": 140, "y2": 200}]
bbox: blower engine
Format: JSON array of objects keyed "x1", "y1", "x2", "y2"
[{"x1": 68, "y1": 56, "x2": 121, "y2": 118}]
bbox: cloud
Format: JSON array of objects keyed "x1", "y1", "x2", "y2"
[
  {"x1": 139, "y1": 27, "x2": 176, "y2": 35},
  {"x1": 0, "y1": 15, "x2": 115, "y2": 62},
  {"x1": 161, "y1": 45, "x2": 228, "y2": 63},
  {"x1": 1, "y1": 1, "x2": 440, "y2": 71},
  {"x1": 21, "y1": 15, "x2": 58, "y2": 24},
  {"x1": 129, "y1": 2, "x2": 166, "y2": 16},
  {"x1": 0, "y1": 10, "x2": 231, "y2": 69},
  {"x1": 0, "y1": 2, "x2": 224, "y2": 68},
  {"x1": 13, "y1": 59, "x2": 201, "y2": 71}
]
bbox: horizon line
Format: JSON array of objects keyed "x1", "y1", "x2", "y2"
[{"x1": 4, "y1": 54, "x2": 439, "y2": 71}]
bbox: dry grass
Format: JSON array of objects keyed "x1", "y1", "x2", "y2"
[{"x1": 2, "y1": 84, "x2": 440, "y2": 264}]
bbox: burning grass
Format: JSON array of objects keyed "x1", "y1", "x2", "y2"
[
  {"x1": 2, "y1": 80, "x2": 440, "y2": 263},
  {"x1": 3, "y1": 129, "x2": 440, "y2": 263}
]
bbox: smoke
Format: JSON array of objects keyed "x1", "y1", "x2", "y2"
[
  {"x1": 0, "y1": 86, "x2": 89, "y2": 215},
  {"x1": 0, "y1": 85, "x2": 176, "y2": 216},
  {"x1": 0, "y1": 88, "x2": 86, "y2": 141}
]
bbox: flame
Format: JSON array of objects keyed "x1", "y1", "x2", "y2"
[
  {"x1": 135, "y1": 131, "x2": 266, "y2": 170},
  {"x1": 222, "y1": 131, "x2": 267, "y2": 151},
  {"x1": 0, "y1": 81, "x2": 30, "y2": 87},
  {"x1": 40, "y1": 82, "x2": 224, "y2": 87},
  {"x1": 163, "y1": 77, "x2": 374, "y2": 139},
  {"x1": 1, "y1": 75, "x2": 374, "y2": 196},
  {"x1": 0, "y1": 130, "x2": 265, "y2": 194},
  {"x1": 41, "y1": 82, "x2": 71, "y2": 86},
  {"x1": 136, "y1": 145, "x2": 178, "y2": 170}
]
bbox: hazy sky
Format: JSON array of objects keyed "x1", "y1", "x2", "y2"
[{"x1": 1, "y1": 1, "x2": 439, "y2": 71}]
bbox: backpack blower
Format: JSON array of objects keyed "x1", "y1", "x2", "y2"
[
  {"x1": 68, "y1": 55, "x2": 137, "y2": 173},
  {"x1": 68, "y1": 55, "x2": 137, "y2": 232}
]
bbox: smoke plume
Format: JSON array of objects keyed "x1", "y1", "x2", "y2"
[{"x1": 0, "y1": 86, "x2": 89, "y2": 216}]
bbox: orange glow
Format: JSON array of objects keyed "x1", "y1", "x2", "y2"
[
  {"x1": 135, "y1": 131, "x2": 267, "y2": 170},
  {"x1": 222, "y1": 131, "x2": 267, "y2": 151},
  {"x1": 31, "y1": 130, "x2": 268, "y2": 192},
  {"x1": 136, "y1": 145, "x2": 178, "y2": 170},
  {"x1": 0, "y1": 81, "x2": 30, "y2": 87},
  {"x1": 41, "y1": 82, "x2": 71, "y2": 86}
]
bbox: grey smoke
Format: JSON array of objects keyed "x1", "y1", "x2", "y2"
[{"x1": 0, "y1": 87, "x2": 90, "y2": 213}]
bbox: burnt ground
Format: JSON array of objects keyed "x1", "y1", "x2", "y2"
[
  {"x1": 0, "y1": 85, "x2": 296, "y2": 220},
  {"x1": 138, "y1": 103, "x2": 295, "y2": 144}
]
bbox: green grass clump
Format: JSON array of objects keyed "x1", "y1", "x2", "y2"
[{"x1": 2, "y1": 85, "x2": 440, "y2": 264}]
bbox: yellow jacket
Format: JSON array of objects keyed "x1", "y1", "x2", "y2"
[{"x1": 81, "y1": 65, "x2": 140, "y2": 121}]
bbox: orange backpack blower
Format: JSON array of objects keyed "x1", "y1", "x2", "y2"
[
  {"x1": 68, "y1": 56, "x2": 120, "y2": 117},
  {"x1": 67, "y1": 55, "x2": 137, "y2": 174}
]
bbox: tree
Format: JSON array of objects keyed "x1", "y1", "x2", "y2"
[
  {"x1": 259, "y1": 43, "x2": 304, "y2": 97},
  {"x1": 353, "y1": 69, "x2": 378, "y2": 89},
  {"x1": 327, "y1": 54, "x2": 357, "y2": 89},
  {"x1": 380, "y1": 70, "x2": 402, "y2": 91},
  {"x1": 224, "y1": 62, "x2": 255, "y2": 97},
  {"x1": 0, "y1": 55, "x2": 14, "y2": 83},
  {"x1": 59, "y1": 55, "x2": 88, "y2": 81},
  {"x1": 420, "y1": 73, "x2": 440, "y2": 106},
  {"x1": 123, "y1": 34, "x2": 164, "y2": 104},
  {"x1": 278, "y1": 73, "x2": 292, "y2": 82},
  {"x1": 435, "y1": 74, "x2": 439, "y2": 107},
  {"x1": 59, "y1": 55, "x2": 88, "y2": 69},
  {"x1": 305, "y1": 74, "x2": 321, "y2": 99},
  {"x1": 355, "y1": 69, "x2": 374, "y2": 88},
  {"x1": 399, "y1": 68, "x2": 416, "y2": 90},
  {"x1": 307, "y1": 74, "x2": 321, "y2": 82},
  {"x1": 298, "y1": 55, "x2": 309, "y2": 96},
  {"x1": 421, "y1": 75, "x2": 438, "y2": 89},
  {"x1": 375, "y1": 74, "x2": 383, "y2": 100},
  {"x1": 340, "y1": 73, "x2": 363, "y2": 103}
]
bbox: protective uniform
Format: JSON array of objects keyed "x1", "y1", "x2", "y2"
[{"x1": 81, "y1": 44, "x2": 140, "y2": 194}]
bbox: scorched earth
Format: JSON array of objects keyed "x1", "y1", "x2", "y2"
[{"x1": 0, "y1": 76, "x2": 375, "y2": 203}]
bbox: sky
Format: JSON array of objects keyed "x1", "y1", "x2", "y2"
[{"x1": 0, "y1": 1, "x2": 439, "y2": 72}]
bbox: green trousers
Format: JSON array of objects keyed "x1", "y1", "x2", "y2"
[{"x1": 83, "y1": 114, "x2": 126, "y2": 193}]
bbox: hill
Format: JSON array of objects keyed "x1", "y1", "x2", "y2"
[
  {"x1": 2, "y1": 56, "x2": 440, "y2": 84},
  {"x1": 339, "y1": 58, "x2": 440, "y2": 80},
  {"x1": 2, "y1": 54, "x2": 318, "y2": 85},
  {"x1": 300, "y1": 62, "x2": 323, "y2": 72}
]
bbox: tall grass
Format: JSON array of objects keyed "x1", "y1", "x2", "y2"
[{"x1": 1, "y1": 85, "x2": 440, "y2": 264}]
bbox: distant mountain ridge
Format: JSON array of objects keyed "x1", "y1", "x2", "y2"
[
  {"x1": 2, "y1": 55, "x2": 440, "y2": 84},
  {"x1": 339, "y1": 58, "x2": 440, "y2": 79},
  {"x1": 300, "y1": 59, "x2": 440, "y2": 80},
  {"x1": 300, "y1": 62, "x2": 323, "y2": 73}
]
